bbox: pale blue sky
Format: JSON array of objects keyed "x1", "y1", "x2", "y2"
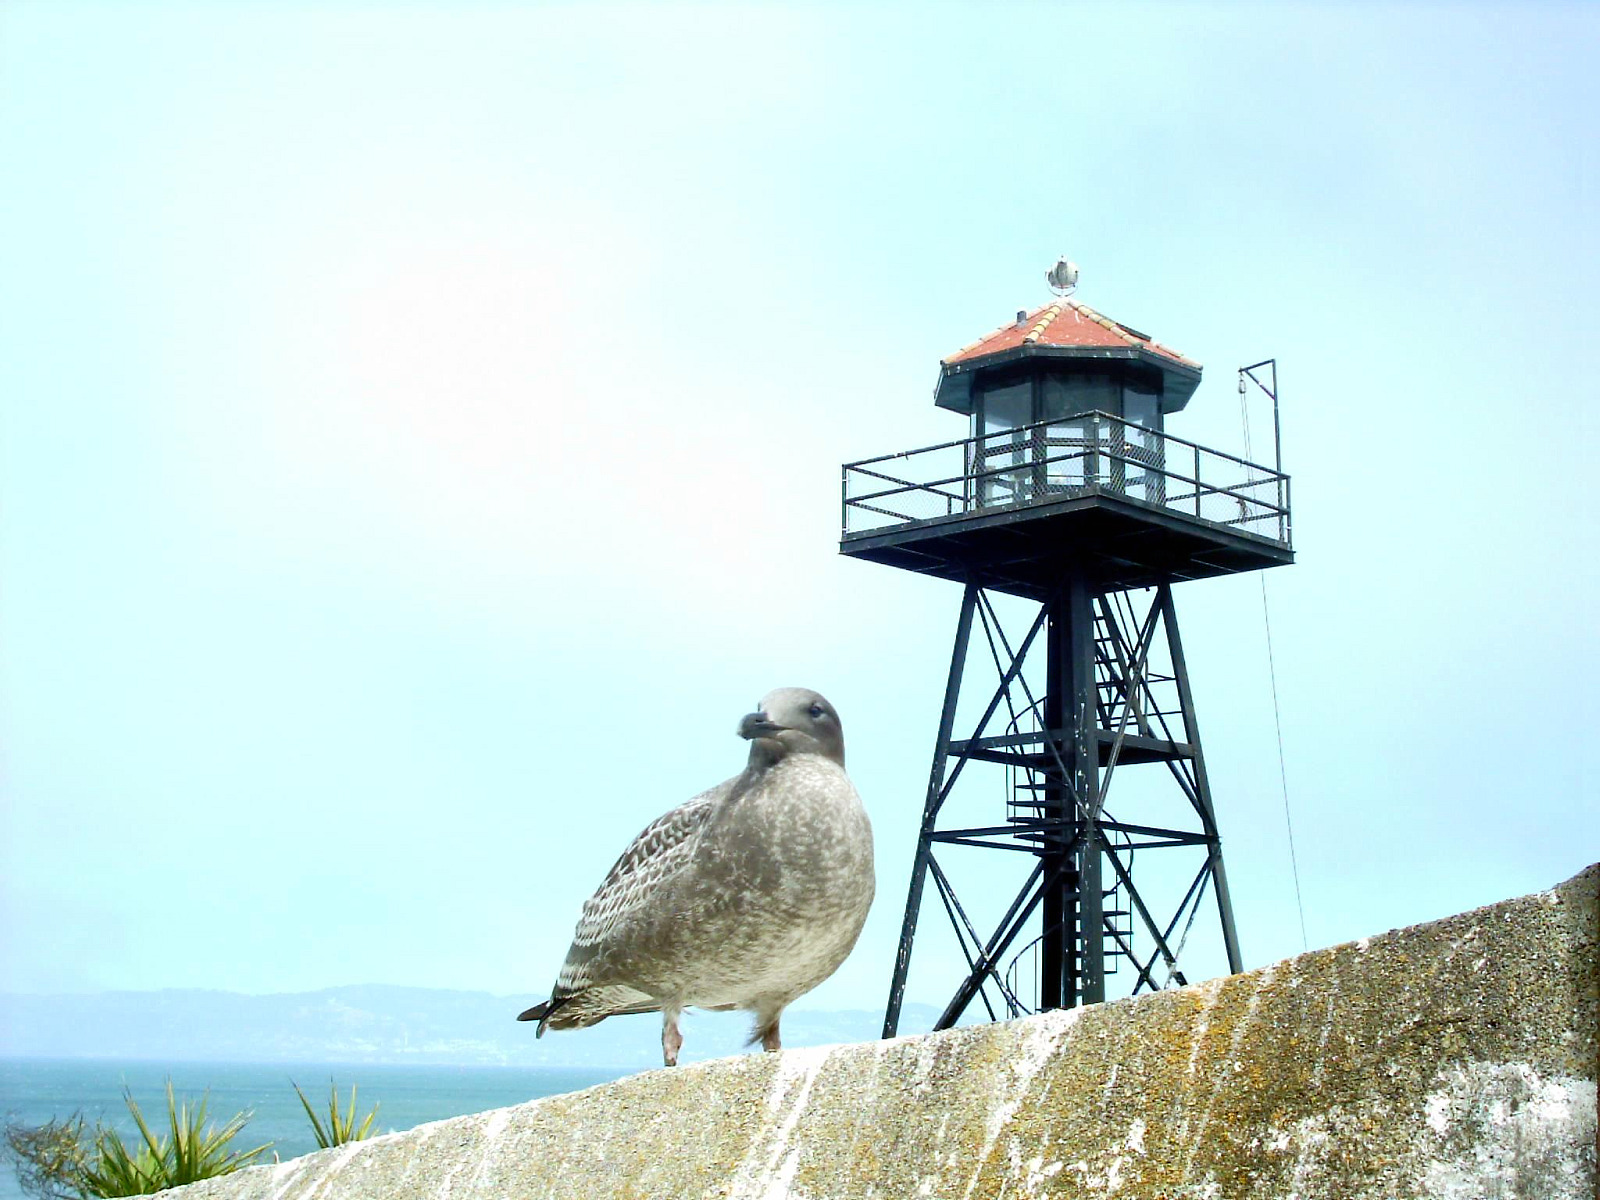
[{"x1": 2, "y1": 2, "x2": 1595, "y2": 1027}]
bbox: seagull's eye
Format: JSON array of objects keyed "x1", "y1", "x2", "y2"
[{"x1": 808, "y1": 703, "x2": 824, "y2": 719}]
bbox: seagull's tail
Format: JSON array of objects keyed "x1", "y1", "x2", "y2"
[{"x1": 516, "y1": 996, "x2": 569, "y2": 1037}]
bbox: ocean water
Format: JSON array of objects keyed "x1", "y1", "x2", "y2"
[{"x1": 0, "y1": 1058, "x2": 631, "y2": 1200}]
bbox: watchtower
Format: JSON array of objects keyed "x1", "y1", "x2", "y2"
[{"x1": 841, "y1": 263, "x2": 1293, "y2": 1036}]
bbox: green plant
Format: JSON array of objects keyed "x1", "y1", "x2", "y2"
[
  {"x1": 4, "y1": 1082, "x2": 268, "y2": 1199},
  {"x1": 291, "y1": 1080, "x2": 379, "y2": 1149},
  {"x1": 86, "y1": 1081, "x2": 269, "y2": 1196}
]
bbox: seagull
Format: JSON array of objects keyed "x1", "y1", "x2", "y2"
[{"x1": 517, "y1": 687, "x2": 874, "y2": 1066}]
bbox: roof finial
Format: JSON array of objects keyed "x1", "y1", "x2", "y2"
[{"x1": 1046, "y1": 257, "x2": 1079, "y2": 297}]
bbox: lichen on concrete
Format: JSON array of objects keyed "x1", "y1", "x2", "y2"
[{"x1": 169, "y1": 865, "x2": 1598, "y2": 1199}]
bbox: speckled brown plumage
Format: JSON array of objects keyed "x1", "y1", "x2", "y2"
[{"x1": 517, "y1": 688, "x2": 874, "y2": 1065}]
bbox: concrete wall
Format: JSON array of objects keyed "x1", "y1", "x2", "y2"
[{"x1": 173, "y1": 865, "x2": 1597, "y2": 1199}]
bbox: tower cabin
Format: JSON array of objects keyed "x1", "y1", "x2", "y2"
[
  {"x1": 843, "y1": 268, "x2": 1294, "y2": 1037},
  {"x1": 841, "y1": 294, "x2": 1291, "y2": 595}
]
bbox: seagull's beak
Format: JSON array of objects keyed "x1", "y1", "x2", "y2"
[{"x1": 738, "y1": 711, "x2": 784, "y2": 740}]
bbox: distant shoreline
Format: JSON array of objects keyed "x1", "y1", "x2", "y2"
[{"x1": 1, "y1": 986, "x2": 943, "y2": 1071}]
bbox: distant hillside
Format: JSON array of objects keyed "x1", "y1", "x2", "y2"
[{"x1": 0, "y1": 987, "x2": 944, "y2": 1068}]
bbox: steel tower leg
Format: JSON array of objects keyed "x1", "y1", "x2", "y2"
[
  {"x1": 1159, "y1": 584, "x2": 1244, "y2": 973},
  {"x1": 1042, "y1": 573, "x2": 1102, "y2": 1009},
  {"x1": 1069, "y1": 575, "x2": 1105, "y2": 1006},
  {"x1": 1041, "y1": 585, "x2": 1067, "y2": 1011},
  {"x1": 882, "y1": 584, "x2": 977, "y2": 1038}
]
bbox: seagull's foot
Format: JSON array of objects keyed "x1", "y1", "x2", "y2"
[
  {"x1": 662, "y1": 1009, "x2": 683, "y2": 1067},
  {"x1": 758, "y1": 1018, "x2": 781, "y2": 1054}
]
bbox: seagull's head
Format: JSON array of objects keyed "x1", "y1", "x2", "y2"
[{"x1": 738, "y1": 688, "x2": 845, "y2": 767}]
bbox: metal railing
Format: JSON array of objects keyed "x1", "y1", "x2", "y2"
[{"x1": 842, "y1": 411, "x2": 1291, "y2": 547}]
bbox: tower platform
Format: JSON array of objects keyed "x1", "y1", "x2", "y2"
[{"x1": 841, "y1": 409, "x2": 1292, "y2": 598}]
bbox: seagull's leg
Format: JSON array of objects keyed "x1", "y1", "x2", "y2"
[
  {"x1": 753, "y1": 1004, "x2": 783, "y2": 1053},
  {"x1": 661, "y1": 1006, "x2": 683, "y2": 1067}
]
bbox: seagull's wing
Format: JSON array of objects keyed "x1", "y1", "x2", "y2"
[{"x1": 552, "y1": 776, "x2": 738, "y2": 998}]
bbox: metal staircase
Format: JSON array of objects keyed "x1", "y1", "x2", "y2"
[{"x1": 998, "y1": 700, "x2": 1136, "y2": 1014}]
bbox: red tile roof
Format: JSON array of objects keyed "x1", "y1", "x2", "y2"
[{"x1": 943, "y1": 299, "x2": 1200, "y2": 371}]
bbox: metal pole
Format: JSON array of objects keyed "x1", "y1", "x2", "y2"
[
  {"x1": 1157, "y1": 583, "x2": 1244, "y2": 974},
  {"x1": 1270, "y1": 360, "x2": 1281, "y2": 478},
  {"x1": 1241, "y1": 358, "x2": 1282, "y2": 478},
  {"x1": 883, "y1": 584, "x2": 978, "y2": 1038},
  {"x1": 1041, "y1": 573, "x2": 1103, "y2": 1010},
  {"x1": 1042, "y1": 590, "x2": 1066, "y2": 1011}
]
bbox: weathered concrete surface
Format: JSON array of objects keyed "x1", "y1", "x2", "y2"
[{"x1": 175, "y1": 866, "x2": 1596, "y2": 1199}]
